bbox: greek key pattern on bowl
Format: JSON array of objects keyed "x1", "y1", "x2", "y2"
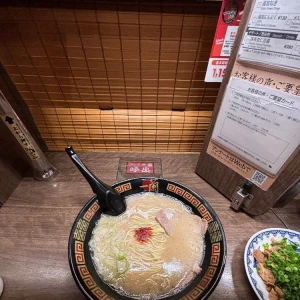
[
  {"x1": 183, "y1": 191, "x2": 201, "y2": 207},
  {"x1": 206, "y1": 266, "x2": 217, "y2": 278},
  {"x1": 75, "y1": 240, "x2": 84, "y2": 252},
  {"x1": 114, "y1": 182, "x2": 132, "y2": 193},
  {"x1": 74, "y1": 241, "x2": 85, "y2": 265},
  {"x1": 84, "y1": 275, "x2": 97, "y2": 289},
  {"x1": 210, "y1": 243, "x2": 221, "y2": 266},
  {"x1": 166, "y1": 183, "x2": 201, "y2": 208},
  {"x1": 180, "y1": 285, "x2": 204, "y2": 300},
  {"x1": 166, "y1": 183, "x2": 214, "y2": 224},
  {"x1": 73, "y1": 201, "x2": 110, "y2": 299},
  {"x1": 167, "y1": 183, "x2": 185, "y2": 196},
  {"x1": 78, "y1": 265, "x2": 89, "y2": 278},
  {"x1": 181, "y1": 243, "x2": 220, "y2": 300},
  {"x1": 75, "y1": 252, "x2": 85, "y2": 265},
  {"x1": 92, "y1": 287, "x2": 114, "y2": 300},
  {"x1": 198, "y1": 204, "x2": 213, "y2": 223},
  {"x1": 166, "y1": 183, "x2": 186, "y2": 196},
  {"x1": 83, "y1": 201, "x2": 100, "y2": 222},
  {"x1": 199, "y1": 275, "x2": 212, "y2": 290}
]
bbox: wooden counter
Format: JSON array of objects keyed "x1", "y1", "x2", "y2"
[{"x1": 0, "y1": 152, "x2": 299, "y2": 299}]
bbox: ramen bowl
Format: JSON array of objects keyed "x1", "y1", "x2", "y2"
[{"x1": 69, "y1": 178, "x2": 226, "y2": 300}]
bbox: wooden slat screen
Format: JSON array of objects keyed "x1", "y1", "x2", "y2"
[
  {"x1": 31, "y1": 107, "x2": 212, "y2": 152},
  {"x1": 0, "y1": 1, "x2": 221, "y2": 152}
]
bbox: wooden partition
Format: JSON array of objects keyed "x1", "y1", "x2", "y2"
[
  {"x1": 0, "y1": 66, "x2": 32, "y2": 205},
  {"x1": 0, "y1": 1, "x2": 221, "y2": 152}
]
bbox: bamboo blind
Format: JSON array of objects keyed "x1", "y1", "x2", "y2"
[
  {"x1": 31, "y1": 107, "x2": 212, "y2": 151},
  {"x1": 0, "y1": 2, "x2": 221, "y2": 152}
]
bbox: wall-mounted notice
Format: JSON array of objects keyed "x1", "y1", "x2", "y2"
[
  {"x1": 211, "y1": 77, "x2": 300, "y2": 176},
  {"x1": 207, "y1": 140, "x2": 277, "y2": 190},
  {"x1": 205, "y1": 0, "x2": 245, "y2": 82},
  {"x1": 238, "y1": 0, "x2": 300, "y2": 71}
]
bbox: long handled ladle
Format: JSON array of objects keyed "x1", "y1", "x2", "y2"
[{"x1": 65, "y1": 146, "x2": 126, "y2": 216}]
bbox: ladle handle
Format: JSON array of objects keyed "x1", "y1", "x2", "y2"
[
  {"x1": 65, "y1": 146, "x2": 126, "y2": 216},
  {"x1": 66, "y1": 146, "x2": 109, "y2": 195}
]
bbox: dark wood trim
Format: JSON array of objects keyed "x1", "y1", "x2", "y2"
[
  {"x1": 0, "y1": 122, "x2": 30, "y2": 206},
  {"x1": 0, "y1": 0, "x2": 222, "y2": 15},
  {"x1": 273, "y1": 178, "x2": 300, "y2": 208}
]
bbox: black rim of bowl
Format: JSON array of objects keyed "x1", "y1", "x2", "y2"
[{"x1": 68, "y1": 177, "x2": 227, "y2": 300}]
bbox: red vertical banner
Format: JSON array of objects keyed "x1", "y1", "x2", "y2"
[{"x1": 205, "y1": 0, "x2": 245, "y2": 82}]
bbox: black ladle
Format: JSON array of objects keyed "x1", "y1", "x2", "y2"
[{"x1": 65, "y1": 146, "x2": 126, "y2": 216}]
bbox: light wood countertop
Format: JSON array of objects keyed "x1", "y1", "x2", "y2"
[{"x1": 0, "y1": 152, "x2": 299, "y2": 299}]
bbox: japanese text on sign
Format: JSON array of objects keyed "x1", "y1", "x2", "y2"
[
  {"x1": 1, "y1": 115, "x2": 40, "y2": 160},
  {"x1": 211, "y1": 77, "x2": 300, "y2": 176},
  {"x1": 238, "y1": 0, "x2": 300, "y2": 71},
  {"x1": 207, "y1": 141, "x2": 276, "y2": 191},
  {"x1": 205, "y1": 0, "x2": 245, "y2": 82},
  {"x1": 233, "y1": 70, "x2": 300, "y2": 96},
  {"x1": 211, "y1": 144, "x2": 251, "y2": 174},
  {"x1": 126, "y1": 162, "x2": 154, "y2": 174}
]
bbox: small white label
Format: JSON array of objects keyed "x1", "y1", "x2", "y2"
[
  {"x1": 205, "y1": 58, "x2": 228, "y2": 82},
  {"x1": 221, "y1": 26, "x2": 238, "y2": 56}
]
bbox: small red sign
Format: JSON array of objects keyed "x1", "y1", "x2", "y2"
[{"x1": 126, "y1": 162, "x2": 154, "y2": 174}]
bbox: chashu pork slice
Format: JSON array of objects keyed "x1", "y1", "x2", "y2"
[
  {"x1": 155, "y1": 208, "x2": 174, "y2": 235},
  {"x1": 257, "y1": 263, "x2": 276, "y2": 286},
  {"x1": 156, "y1": 209, "x2": 208, "y2": 237},
  {"x1": 191, "y1": 215, "x2": 208, "y2": 236},
  {"x1": 253, "y1": 249, "x2": 266, "y2": 263}
]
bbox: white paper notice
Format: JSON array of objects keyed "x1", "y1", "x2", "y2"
[
  {"x1": 212, "y1": 77, "x2": 300, "y2": 176},
  {"x1": 238, "y1": 0, "x2": 300, "y2": 71},
  {"x1": 221, "y1": 26, "x2": 238, "y2": 56}
]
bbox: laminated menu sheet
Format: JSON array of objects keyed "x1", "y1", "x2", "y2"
[
  {"x1": 211, "y1": 77, "x2": 300, "y2": 177},
  {"x1": 238, "y1": 0, "x2": 300, "y2": 72}
]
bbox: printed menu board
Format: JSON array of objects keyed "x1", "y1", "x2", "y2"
[{"x1": 238, "y1": 0, "x2": 300, "y2": 71}]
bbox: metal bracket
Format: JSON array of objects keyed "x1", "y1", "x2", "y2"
[{"x1": 231, "y1": 185, "x2": 254, "y2": 211}]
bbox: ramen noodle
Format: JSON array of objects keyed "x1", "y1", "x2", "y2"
[{"x1": 89, "y1": 192, "x2": 207, "y2": 299}]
